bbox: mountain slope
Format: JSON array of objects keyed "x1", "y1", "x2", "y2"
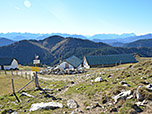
[
  {"x1": 124, "y1": 38, "x2": 152, "y2": 48},
  {"x1": 119, "y1": 33, "x2": 152, "y2": 43},
  {"x1": 0, "y1": 35, "x2": 152, "y2": 65},
  {"x1": 0, "y1": 38, "x2": 15, "y2": 47},
  {"x1": 0, "y1": 40, "x2": 55, "y2": 65},
  {"x1": 0, "y1": 36, "x2": 111, "y2": 65}
]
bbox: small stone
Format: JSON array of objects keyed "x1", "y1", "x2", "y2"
[
  {"x1": 86, "y1": 74, "x2": 90, "y2": 77},
  {"x1": 20, "y1": 92, "x2": 35, "y2": 98},
  {"x1": 71, "y1": 110, "x2": 75, "y2": 114},
  {"x1": 63, "y1": 111, "x2": 67, "y2": 114},
  {"x1": 127, "y1": 95, "x2": 133, "y2": 99},
  {"x1": 43, "y1": 88, "x2": 53, "y2": 91},
  {"x1": 123, "y1": 84, "x2": 131, "y2": 87},
  {"x1": 94, "y1": 77, "x2": 102, "y2": 82},
  {"x1": 57, "y1": 88, "x2": 62, "y2": 91},
  {"x1": 146, "y1": 84, "x2": 152, "y2": 91},
  {"x1": 76, "y1": 88, "x2": 79, "y2": 90},
  {"x1": 108, "y1": 103, "x2": 113, "y2": 106},
  {"x1": 136, "y1": 100, "x2": 148, "y2": 106},
  {"x1": 11, "y1": 111, "x2": 17, "y2": 114},
  {"x1": 86, "y1": 106, "x2": 91, "y2": 110},
  {"x1": 92, "y1": 103, "x2": 101, "y2": 108},
  {"x1": 67, "y1": 100, "x2": 79, "y2": 108}
]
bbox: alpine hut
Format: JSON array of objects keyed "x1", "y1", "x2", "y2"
[
  {"x1": 83, "y1": 54, "x2": 137, "y2": 68},
  {"x1": 55, "y1": 56, "x2": 82, "y2": 69},
  {"x1": 0, "y1": 57, "x2": 18, "y2": 70}
]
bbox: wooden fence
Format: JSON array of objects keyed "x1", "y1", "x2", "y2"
[{"x1": 0, "y1": 70, "x2": 34, "y2": 80}]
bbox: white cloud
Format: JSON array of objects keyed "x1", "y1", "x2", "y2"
[{"x1": 24, "y1": 0, "x2": 32, "y2": 8}]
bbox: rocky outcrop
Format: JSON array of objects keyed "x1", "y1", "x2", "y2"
[
  {"x1": 30, "y1": 102, "x2": 63, "y2": 111},
  {"x1": 136, "y1": 86, "x2": 144, "y2": 101},
  {"x1": 112, "y1": 90, "x2": 132, "y2": 104}
]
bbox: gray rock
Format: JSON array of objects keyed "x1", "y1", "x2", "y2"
[
  {"x1": 67, "y1": 100, "x2": 79, "y2": 108},
  {"x1": 21, "y1": 92, "x2": 35, "y2": 98},
  {"x1": 86, "y1": 106, "x2": 91, "y2": 110},
  {"x1": 120, "y1": 81, "x2": 131, "y2": 87},
  {"x1": 119, "y1": 81, "x2": 127, "y2": 85},
  {"x1": 63, "y1": 111, "x2": 67, "y2": 114},
  {"x1": 43, "y1": 88, "x2": 53, "y2": 91},
  {"x1": 112, "y1": 90, "x2": 132, "y2": 104},
  {"x1": 92, "y1": 103, "x2": 101, "y2": 108},
  {"x1": 136, "y1": 86, "x2": 144, "y2": 101},
  {"x1": 136, "y1": 100, "x2": 148, "y2": 106},
  {"x1": 71, "y1": 110, "x2": 75, "y2": 114},
  {"x1": 94, "y1": 77, "x2": 103, "y2": 82},
  {"x1": 30, "y1": 102, "x2": 63, "y2": 111},
  {"x1": 127, "y1": 95, "x2": 133, "y2": 99},
  {"x1": 146, "y1": 84, "x2": 152, "y2": 91},
  {"x1": 123, "y1": 84, "x2": 131, "y2": 87},
  {"x1": 12, "y1": 111, "x2": 17, "y2": 114}
]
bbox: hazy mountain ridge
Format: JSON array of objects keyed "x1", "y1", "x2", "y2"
[
  {"x1": 0, "y1": 38, "x2": 15, "y2": 47},
  {"x1": 90, "y1": 33, "x2": 136, "y2": 40},
  {"x1": 124, "y1": 38, "x2": 152, "y2": 48},
  {"x1": 1, "y1": 32, "x2": 152, "y2": 46}
]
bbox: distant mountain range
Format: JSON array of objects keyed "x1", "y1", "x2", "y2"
[
  {"x1": 124, "y1": 38, "x2": 152, "y2": 48},
  {"x1": 1, "y1": 32, "x2": 152, "y2": 47},
  {"x1": 0, "y1": 32, "x2": 136, "y2": 40},
  {"x1": 0, "y1": 38, "x2": 15, "y2": 47},
  {"x1": 90, "y1": 33, "x2": 136, "y2": 40},
  {"x1": 0, "y1": 32, "x2": 88, "y2": 41},
  {"x1": 0, "y1": 35, "x2": 152, "y2": 66},
  {"x1": 1, "y1": 32, "x2": 152, "y2": 45}
]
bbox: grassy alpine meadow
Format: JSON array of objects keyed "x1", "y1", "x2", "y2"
[
  {"x1": 0, "y1": 72, "x2": 35, "y2": 95},
  {"x1": 0, "y1": 57, "x2": 152, "y2": 113}
]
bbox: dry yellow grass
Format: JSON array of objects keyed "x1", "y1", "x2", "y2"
[{"x1": 0, "y1": 73, "x2": 34, "y2": 95}]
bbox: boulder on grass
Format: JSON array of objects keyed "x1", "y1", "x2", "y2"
[
  {"x1": 94, "y1": 77, "x2": 103, "y2": 82},
  {"x1": 30, "y1": 102, "x2": 63, "y2": 111},
  {"x1": 112, "y1": 90, "x2": 132, "y2": 104}
]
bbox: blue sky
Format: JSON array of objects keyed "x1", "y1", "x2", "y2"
[{"x1": 0, "y1": 0, "x2": 152, "y2": 35}]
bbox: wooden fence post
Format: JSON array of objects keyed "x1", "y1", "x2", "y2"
[
  {"x1": 34, "y1": 72, "x2": 41, "y2": 89},
  {"x1": 25, "y1": 72, "x2": 27, "y2": 79},
  {"x1": 11, "y1": 78, "x2": 20, "y2": 103},
  {"x1": 5, "y1": 70, "x2": 7, "y2": 75}
]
